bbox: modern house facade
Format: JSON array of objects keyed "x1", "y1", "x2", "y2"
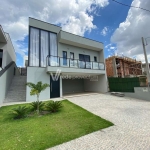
[
  {"x1": 27, "y1": 18, "x2": 107, "y2": 101},
  {"x1": 0, "y1": 25, "x2": 20, "y2": 104}
]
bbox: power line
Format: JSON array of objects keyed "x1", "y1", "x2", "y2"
[{"x1": 112, "y1": 0, "x2": 150, "y2": 13}]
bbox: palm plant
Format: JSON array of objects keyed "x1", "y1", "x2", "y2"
[
  {"x1": 30, "y1": 101, "x2": 44, "y2": 112},
  {"x1": 11, "y1": 106, "x2": 28, "y2": 119},
  {"x1": 45, "y1": 100, "x2": 62, "y2": 113},
  {"x1": 26, "y1": 81, "x2": 49, "y2": 114}
]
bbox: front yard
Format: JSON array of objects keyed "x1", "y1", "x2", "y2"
[{"x1": 0, "y1": 100, "x2": 113, "y2": 150}]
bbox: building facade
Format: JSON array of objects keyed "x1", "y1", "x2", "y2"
[
  {"x1": 106, "y1": 56, "x2": 142, "y2": 77},
  {"x1": 27, "y1": 18, "x2": 107, "y2": 101},
  {"x1": 0, "y1": 25, "x2": 19, "y2": 104}
]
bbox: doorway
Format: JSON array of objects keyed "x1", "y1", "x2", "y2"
[{"x1": 50, "y1": 75, "x2": 60, "y2": 98}]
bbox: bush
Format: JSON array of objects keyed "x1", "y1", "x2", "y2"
[
  {"x1": 10, "y1": 106, "x2": 28, "y2": 119},
  {"x1": 30, "y1": 101, "x2": 44, "y2": 112},
  {"x1": 45, "y1": 100, "x2": 62, "y2": 113}
]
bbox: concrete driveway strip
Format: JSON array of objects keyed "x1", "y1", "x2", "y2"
[{"x1": 48, "y1": 94, "x2": 150, "y2": 150}]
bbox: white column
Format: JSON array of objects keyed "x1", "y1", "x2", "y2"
[{"x1": 60, "y1": 76, "x2": 62, "y2": 97}]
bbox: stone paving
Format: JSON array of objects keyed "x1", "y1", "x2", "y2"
[{"x1": 48, "y1": 94, "x2": 150, "y2": 150}]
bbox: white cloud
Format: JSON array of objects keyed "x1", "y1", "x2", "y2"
[
  {"x1": 111, "y1": 0, "x2": 150, "y2": 63},
  {"x1": 110, "y1": 46, "x2": 115, "y2": 50},
  {"x1": 101, "y1": 26, "x2": 108, "y2": 36},
  {"x1": 0, "y1": 0, "x2": 109, "y2": 61}
]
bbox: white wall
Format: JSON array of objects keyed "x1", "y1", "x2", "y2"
[
  {"x1": 0, "y1": 33, "x2": 16, "y2": 68},
  {"x1": 62, "y1": 79, "x2": 84, "y2": 94},
  {"x1": 29, "y1": 18, "x2": 61, "y2": 34},
  {"x1": 84, "y1": 74, "x2": 108, "y2": 93},
  {"x1": 26, "y1": 67, "x2": 50, "y2": 102},
  {"x1": 58, "y1": 43, "x2": 100, "y2": 62}
]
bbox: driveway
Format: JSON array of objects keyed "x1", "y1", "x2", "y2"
[{"x1": 49, "y1": 93, "x2": 150, "y2": 150}]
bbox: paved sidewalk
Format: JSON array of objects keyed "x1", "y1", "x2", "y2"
[{"x1": 48, "y1": 94, "x2": 150, "y2": 150}]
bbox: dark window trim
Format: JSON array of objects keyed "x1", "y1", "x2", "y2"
[
  {"x1": 79, "y1": 54, "x2": 90, "y2": 62},
  {"x1": 94, "y1": 56, "x2": 97, "y2": 62},
  {"x1": 63, "y1": 51, "x2": 67, "y2": 58},
  {"x1": 0, "y1": 49, "x2": 3, "y2": 68},
  {"x1": 70, "y1": 52, "x2": 74, "y2": 59}
]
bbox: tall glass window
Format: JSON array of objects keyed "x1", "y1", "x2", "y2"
[
  {"x1": 41, "y1": 30, "x2": 49, "y2": 67},
  {"x1": 50, "y1": 33, "x2": 58, "y2": 66},
  {"x1": 29, "y1": 27, "x2": 58, "y2": 67},
  {"x1": 29, "y1": 27, "x2": 39, "y2": 66}
]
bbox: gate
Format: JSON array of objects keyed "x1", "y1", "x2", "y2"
[{"x1": 108, "y1": 77, "x2": 140, "y2": 92}]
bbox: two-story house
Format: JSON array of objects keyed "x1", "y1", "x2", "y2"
[{"x1": 26, "y1": 18, "x2": 108, "y2": 101}]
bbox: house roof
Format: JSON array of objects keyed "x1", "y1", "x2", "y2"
[{"x1": 0, "y1": 25, "x2": 7, "y2": 43}]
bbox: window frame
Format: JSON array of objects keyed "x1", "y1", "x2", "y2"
[
  {"x1": 28, "y1": 26, "x2": 58, "y2": 67},
  {"x1": 94, "y1": 56, "x2": 97, "y2": 62}
]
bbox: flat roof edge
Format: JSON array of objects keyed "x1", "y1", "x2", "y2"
[
  {"x1": 29, "y1": 17, "x2": 62, "y2": 29},
  {"x1": 0, "y1": 25, "x2": 7, "y2": 43}
]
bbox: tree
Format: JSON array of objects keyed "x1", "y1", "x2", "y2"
[{"x1": 26, "y1": 81, "x2": 49, "y2": 114}]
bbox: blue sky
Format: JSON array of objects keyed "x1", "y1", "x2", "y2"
[{"x1": 0, "y1": 0, "x2": 150, "y2": 66}]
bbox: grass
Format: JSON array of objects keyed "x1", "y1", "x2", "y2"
[{"x1": 0, "y1": 100, "x2": 113, "y2": 150}]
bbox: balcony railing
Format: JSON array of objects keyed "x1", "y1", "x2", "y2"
[{"x1": 46, "y1": 55, "x2": 105, "y2": 70}]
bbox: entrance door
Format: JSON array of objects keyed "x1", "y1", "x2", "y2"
[
  {"x1": 50, "y1": 75, "x2": 60, "y2": 98},
  {"x1": 0, "y1": 49, "x2": 3, "y2": 68}
]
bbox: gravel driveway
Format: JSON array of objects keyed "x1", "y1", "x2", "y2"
[{"x1": 49, "y1": 93, "x2": 150, "y2": 150}]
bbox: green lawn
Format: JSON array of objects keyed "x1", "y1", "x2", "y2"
[{"x1": 0, "y1": 100, "x2": 113, "y2": 150}]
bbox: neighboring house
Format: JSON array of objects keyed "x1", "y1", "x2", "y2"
[
  {"x1": 106, "y1": 56, "x2": 142, "y2": 77},
  {"x1": 27, "y1": 17, "x2": 107, "y2": 101},
  {"x1": 23, "y1": 56, "x2": 28, "y2": 67},
  {"x1": 0, "y1": 25, "x2": 20, "y2": 104}
]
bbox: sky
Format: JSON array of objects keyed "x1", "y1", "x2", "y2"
[{"x1": 0, "y1": 0, "x2": 150, "y2": 66}]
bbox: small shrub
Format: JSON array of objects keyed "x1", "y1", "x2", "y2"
[
  {"x1": 10, "y1": 106, "x2": 28, "y2": 119},
  {"x1": 30, "y1": 101, "x2": 44, "y2": 112},
  {"x1": 45, "y1": 100, "x2": 62, "y2": 113}
]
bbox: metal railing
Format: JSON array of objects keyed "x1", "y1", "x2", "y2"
[{"x1": 46, "y1": 55, "x2": 105, "y2": 70}]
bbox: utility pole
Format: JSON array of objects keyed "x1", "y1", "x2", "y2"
[{"x1": 141, "y1": 37, "x2": 150, "y2": 87}]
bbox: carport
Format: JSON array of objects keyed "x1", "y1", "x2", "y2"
[{"x1": 61, "y1": 74, "x2": 107, "y2": 96}]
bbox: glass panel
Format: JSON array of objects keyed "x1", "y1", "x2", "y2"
[
  {"x1": 49, "y1": 56, "x2": 59, "y2": 66},
  {"x1": 85, "y1": 62, "x2": 91, "y2": 69},
  {"x1": 84, "y1": 55, "x2": 90, "y2": 62},
  {"x1": 29, "y1": 27, "x2": 39, "y2": 66},
  {"x1": 79, "y1": 60, "x2": 85, "y2": 69},
  {"x1": 70, "y1": 59, "x2": 78, "y2": 68},
  {"x1": 60, "y1": 57, "x2": 69, "y2": 67},
  {"x1": 41, "y1": 30, "x2": 48, "y2": 67},
  {"x1": 93, "y1": 62, "x2": 99, "y2": 69},
  {"x1": 99, "y1": 63, "x2": 104, "y2": 70},
  {"x1": 50, "y1": 33, "x2": 57, "y2": 66}
]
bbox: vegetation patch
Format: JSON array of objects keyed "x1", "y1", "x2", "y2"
[{"x1": 0, "y1": 100, "x2": 113, "y2": 150}]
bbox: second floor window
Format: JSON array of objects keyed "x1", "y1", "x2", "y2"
[
  {"x1": 63, "y1": 51, "x2": 67, "y2": 65},
  {"x1": 70, "y1": 52, "x2": 74, "y2": 59},
  {"x1": 79, "y1": 54, "x2": 91, "y2": 69},
  {"x1": 94, "y1": 56, "x2": 97, "y2": 62}
]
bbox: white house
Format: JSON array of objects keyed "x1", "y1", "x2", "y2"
[
  {"x1": 26, "y1": 18, "x2": 108, "y2": 101},
  {"x1": 0, "y1": 25, "x2": 19, "y2": 104}
]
